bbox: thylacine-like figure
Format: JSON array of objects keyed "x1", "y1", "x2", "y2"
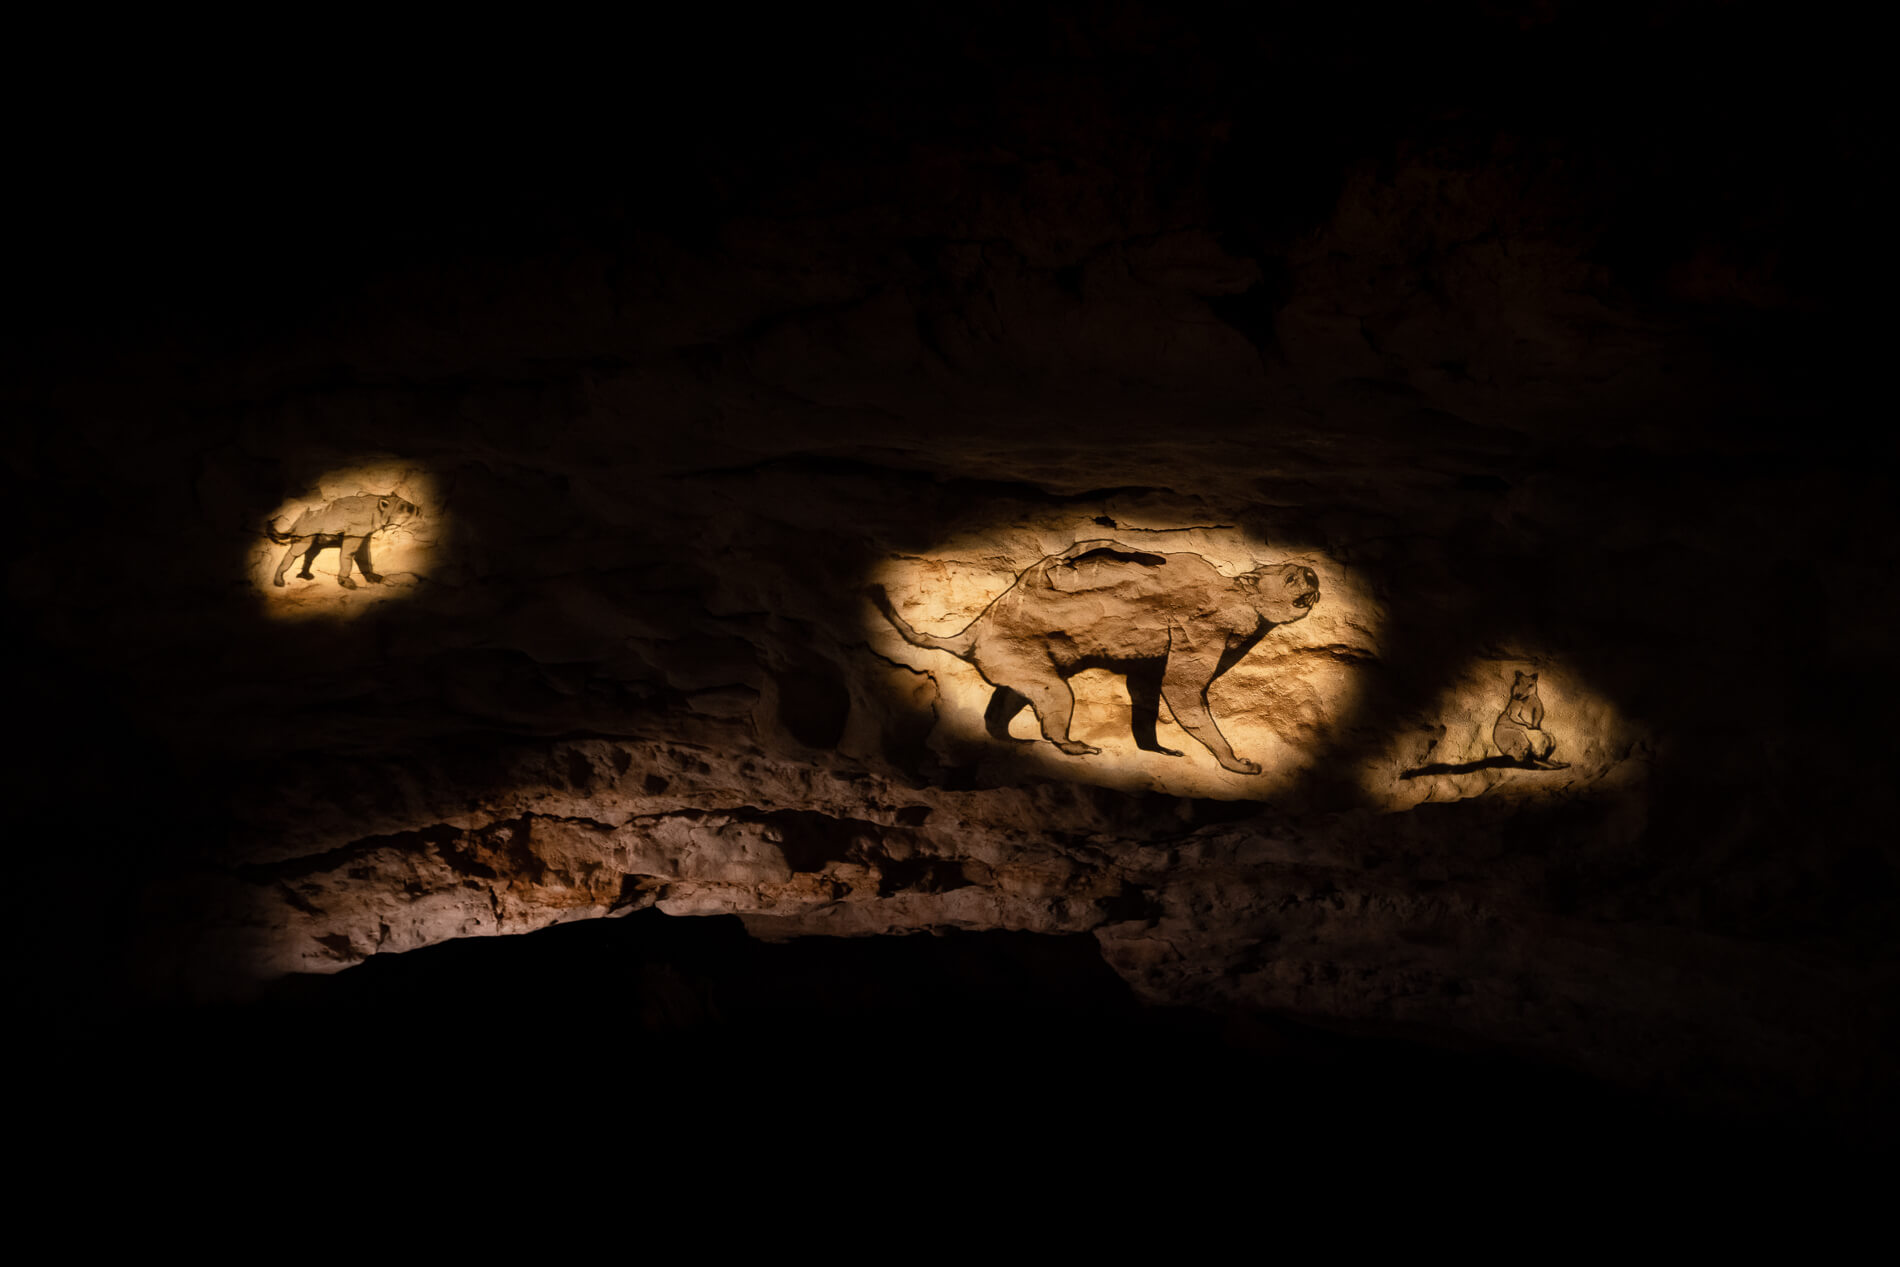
[
  {"x1": 1492, "y1": 670, "x2": 1568, "y2": 769},
  {"x1": 267, "y1": 493, "x2": 420, "y2": 589},
  {"x1": 871, "y1": 539, "x2": 1320, "y2": 774}
]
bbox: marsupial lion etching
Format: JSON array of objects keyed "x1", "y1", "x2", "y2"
[
  {"x1": 267, "y1": 493, "x2": 420, "y2": 589},
  {"x1": 871, "y1": 540, "x2": 1320, "y2": 774}
]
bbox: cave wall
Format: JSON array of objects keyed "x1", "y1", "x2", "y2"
[{"x1": 7, "y1": 4, "x2": 1893, "y2": 1130}]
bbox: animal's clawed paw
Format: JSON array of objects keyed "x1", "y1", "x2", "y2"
[
  {"x1": 1221, "y1": 757, "x2": 1262, "y2": 775},
  {"x1": 1054, "y1": 741, "x2": 1101, "y2": 757},
  {"x1": 1138, "y1": 745, "x2": 1185, "y2": 758},
  {"x1": 337, "y1": 577, "x2": 358, "y2": 589},
  {"x1": 272, "y1": 576, "x2": 285, "y2": 587},
  {"x1": 360, "y1": 571, "x2": 383, "y2": 584}
]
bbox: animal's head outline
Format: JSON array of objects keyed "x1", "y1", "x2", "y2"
[
  {"x1": 1236, "y1": 562, "x2": 1320, "y2": 625},
  {"x1": 376, "y1": 495, "x2": 420, "y2": 530}
]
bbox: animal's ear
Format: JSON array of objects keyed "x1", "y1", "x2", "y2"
[
  {"x1": 379, "y1": 497, "x2": 389, "y2": 508},
  {"x1": 1514, "y1": 671, "x2": 1527, "y2": 682},
  {"x1": 1527, "y1": 673, "x2": 1538, "y2": 682}
]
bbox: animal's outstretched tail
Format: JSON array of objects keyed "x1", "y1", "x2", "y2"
[
  {"x1": 867, "y1": 585, "x2": 979, "y2": 659},
  {"x1": 264, "y1": 518, "x2": 296, "y2": 545}
]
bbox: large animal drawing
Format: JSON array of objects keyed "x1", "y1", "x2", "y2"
[
  {"x1": 267, "y1": 493, "x2": 420, "y2": 588},
  {"x1": 871, "y1": 539, "x2": 1320, "y2": 774}
]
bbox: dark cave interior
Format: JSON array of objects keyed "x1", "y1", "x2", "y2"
[{"x1": 7, "y1": 3, "x2": 1894, "y2": 1158}]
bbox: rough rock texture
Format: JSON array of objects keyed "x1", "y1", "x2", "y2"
[{"x1": 8, "y1": 4, "x2": 1894, "y2": 1134}]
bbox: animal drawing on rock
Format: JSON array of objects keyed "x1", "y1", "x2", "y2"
[
  {"x1": 1493, "y1": 670, "x2": 1568, "y2": 769},
  {"x1": 871, "y1": 539, "x2": 1321, "y2": 774},
  {"x1": 267, "y1": 493, "x2": 421, "y2": 589}
]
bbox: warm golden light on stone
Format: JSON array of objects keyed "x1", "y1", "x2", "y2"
[
  {"x1": 250, "y1": 461, "x2": 443, "y2": 620},
  {"x1": 1371, "y1": 655, "x2": 1644, "y2": 807},
  {"x1": 863, "y1": 522, "x2": 1380, "y2": 800}
]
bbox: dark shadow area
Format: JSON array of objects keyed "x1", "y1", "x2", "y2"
[
  {"x1": 16, "y1": 908, "x2": 1871, "y2": 1158},
  {"x1": 3, "y1": 622, "x2": 202, "y2": 1022},
  {"x1": 1401, "y1": 755, "x2": 1557, "y2": 779}
]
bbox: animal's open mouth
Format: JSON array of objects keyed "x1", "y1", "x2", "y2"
[{"x1": 1294, "y1": 589, "x2": 1319, "y2": 609}]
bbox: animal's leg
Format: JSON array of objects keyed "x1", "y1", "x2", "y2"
[
  {"x1": 1494, "y1": 722, "x2": 1531, "y2": 763},
  {"x1": 1020, "y1": 678, "x2": 1096, "y2": 756},
  {"x1": 983, "y1": 686, "x2": 1033, "y2": 741},
  {"x1": 272, "y1": 541, "x2": 305, "y2": 586},
  {"x1": 1161, "y1": 629, "x2": 1256, "y2": 774},
  {"x1": 1528, "y1": 729, "x2": 1568, "y2": 768},
  {"x1": 983, "y1": 655, "x2": 1096, "y2": 756},
  {"x1": 334, "y1": 536, "x2": 362, "y2": 588},
  {"x1": 354, "y1": 536, "x2": 383, "y2": 584},
  {"x1": 1125, "y1": 660, "x2": 1183, "y2": 757},
  {"x1": 297, "y1": 538, "x2": 324, "y2": 579}
]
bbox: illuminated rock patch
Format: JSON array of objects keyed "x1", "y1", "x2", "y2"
[
  {"x1": 251, "y1": 461, "x2": 442, "y2": 619},
  {"x1": 865, "y1": 523, "x2": 1379, "y2": 800},
  {"x1": 1371, "y1": 656, "x2": 1643, "y2": 808}
]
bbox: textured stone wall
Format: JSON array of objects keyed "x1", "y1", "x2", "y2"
[{"x1": 8, "y1": 4, "x2": 1892, "y2": 1130}]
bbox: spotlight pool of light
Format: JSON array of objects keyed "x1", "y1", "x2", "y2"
[
  {"x1": 861, "y1": 521, "x2": 1381, "y2": 801},
  {"x1": 250, "y1": 461, "x2": 443, "y2": 621}
]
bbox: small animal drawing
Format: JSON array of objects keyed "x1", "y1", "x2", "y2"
[
  {"x1": 267, "y1": 493, "x2": 420, "y2": 589},
  {"x1": 870, "y1": 539, "x2": 1321, "y2": 774},
  {"x1": 1493, "y1": 671, "x2": 1568, "y2": 769}
]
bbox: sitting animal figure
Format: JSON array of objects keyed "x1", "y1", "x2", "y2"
[
  {"x1": 268, "y1": 493, "x2": 420, "y2": 589},
  {"x1": 871, "y1": 539, "x2": 1320, "y2": 774},
  {"x1": 1492, "y1": 670, "x2": 1569, "y2": 769}
]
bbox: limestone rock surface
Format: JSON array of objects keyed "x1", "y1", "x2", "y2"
[{"x1": 6, "y1": 3, "x2": 1893, "y2": 1133}]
